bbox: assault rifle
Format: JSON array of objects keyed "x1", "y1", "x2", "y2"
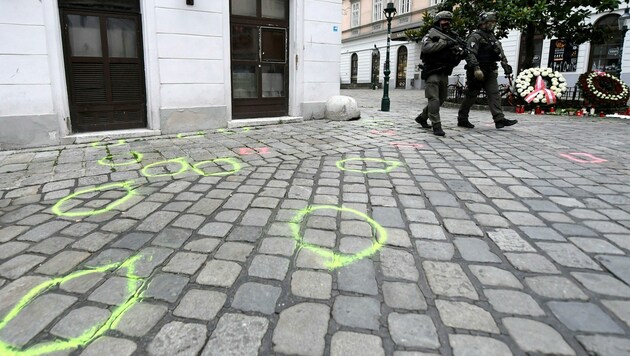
[{"x1": 428, "y1": 28, "x2": 467, "y2": 55}]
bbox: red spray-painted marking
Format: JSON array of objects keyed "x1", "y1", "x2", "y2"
[
  {"x1": 238, "y1": 147, "x2": 270, "y2": 155},
  {"x1": 389, "y1": 142, "x2": 425, "y2": 149},
  {"x1": 559, "y1": 152, "x2": 607, "y2": 163},
  {"x1": 370, "y1": 130, "x2": 396, "y2": 136}
]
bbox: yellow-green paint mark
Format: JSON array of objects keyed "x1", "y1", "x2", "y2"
[
  {"x1": 140, "y1": 157, "x2": 190, "y2": 178},
  {"x1": 176, "y1": 131, "x2": 206, "y2": 138},
  {"x1": 90, "y1": 139, "x2": 126, "y2": 148},
  {"x1": 97, "y1": 151, "x2": 143, "y2": 167},
  {"x1": 141, "y1": 157, "x2": 242, "y2": 178},
  {"x1": 51, "y1": 181, "x2": 136, "y2": 217},
  {"x1": 0, "y1": 255, "x2": 146, "y2": 356},
  {"x1": 217, "y1": 127, "x2": 251, "y2": 135},
  {"x1": 290, "y1": 205, "x2": 387, "y2": 270},
  {"x1": 336, "y1": 157, "x2": 402, "y2": 174},
  {"x1": 191, "y1": 157, "x2": 242, "y2": 176}
]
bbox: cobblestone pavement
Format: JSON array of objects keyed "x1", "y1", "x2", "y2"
[{"x1": 0, "y1": 88, "x2": 629, "y2": 355}]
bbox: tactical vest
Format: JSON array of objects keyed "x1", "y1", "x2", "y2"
[{"x1": 474, "y1": 30, "x2": 502, "y2": 65}]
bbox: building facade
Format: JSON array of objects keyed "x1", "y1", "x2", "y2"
[
  {"x1": 341, "y1": 0, "x2": 630, "y2": 90},
  {"x1": 0, "y1": 0, "x2": 342, "y2": 149}
]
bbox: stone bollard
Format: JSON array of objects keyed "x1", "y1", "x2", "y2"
[{"x1": 325, "y1": 95, "x2": 361, "y2": 121}]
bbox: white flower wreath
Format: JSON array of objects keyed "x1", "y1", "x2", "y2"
[
  {"x1": 582, "y1": 71, "x2": 630, "y2": 102},
  {"x1": 515, "y1": 67, "x2": 568, "y2": 104}
]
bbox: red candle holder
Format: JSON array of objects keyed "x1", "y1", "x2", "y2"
[
  {"x1": 625, "y1": 107, "x2": 630, "y2": 115},
  {"x1": 599, "y1": 112, "x2": 605, "y2": 117},
  {"x1": 549, "y1": 107, "x2": 555, "y2": 113},
  {"x1": 576, "y1": 110, "x2": 583, "y2": 117},
  {"x1": 535, "y1": 106, "x2": 542, "y2": 115}
]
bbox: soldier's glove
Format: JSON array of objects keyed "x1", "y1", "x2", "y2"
[
  {"x1": 474, "y1": 67, "x2": 484, "y2": 81},
  {"x1": 501, "y1": 62, "x2": 513, "y2": 75}
]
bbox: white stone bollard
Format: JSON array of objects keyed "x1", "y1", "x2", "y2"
[{"x1": 325, "y1": 95, "x2": 361, "y2": 121}]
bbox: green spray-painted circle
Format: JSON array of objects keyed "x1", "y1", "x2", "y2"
[
  {"x1": 51, "y1": 181, "x2": 136, "y2": 217},
  {"x1": 290, "y1": 205, "x2": 387, "y2": 270},
  {"x1": 191, "y1": 158, "x2": 242, "y2": 176},
  {"x1": 140, "y1": 157, "x2": 190, "y2": 178},
  {"x1": 97, "y1": 151, "x2": 143, "y2": 167},
  {"x1": 336, "y1": 157, "x2": 402, "y2": 174},
  {"x1": 90, "y1": 139, "x2": 126, "y2": 148},
  {"x1": 0, "y1": 255, "x2": 146, "y2": 356}
]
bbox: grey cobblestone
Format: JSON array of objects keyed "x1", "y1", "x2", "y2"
[
  {"x1": 148, "y1": 321, "x2": 207, "y2": 356},
  {"x1": 291, "y1": 270, "x2": 332, "y2": 299},
  {"x1": 449, "y1": 335, "x2": 512, "y2": 356},
  {"x1": 0, "y1": 254, "x2": 46, "y2": 279},
  {"x1": 197, "y1": 259, "x2": 242, "y2": 287},
  {"x1": 114, "y1": 302, "x2": 168, "y2": 337},
  {"x1": 81, "y1": 336, "x2": 137, "y2": 356},
  {"x1": 504, "y1": 317, "x2": 575, "y2": 355},
  {"x1": 423, "y1": 261, "x2": 478, "y2": 299},
  {"x1": 549, "y1": 301, "x2": 623, "y2": 333},
  {"x1": 380, "y1": 248, "x2": 419, "y2": 281},
  {"x1": 337, "y1": 259, "x2": 378, "y2": 295},
  {"x1": 51, "y1": 306, "x2": 111, "y2": 339},
  {"x1": 203, "y1": 313, "x2": 269, "y2": 356},
  {"x1": 388, "y1": 312, "x2": 439, "y2": 349},
  {"x1": 232, "y1": 282, "x2": 281, "y2": 314},
  {"x1": 331, "y1": 331, "x2": 385, "y2": 356},
  {"x1": 144, "y1": 273, "x2": 188, "y2": 303},
  {"x1": 571, "y1": 272, "x2": 630, "y2": 297},
  {"x1": 174, "y1": 289, "x2": 227, "y2": 321},
  {"x1": 333, "y1": 295, "x2": 381, "y2": 330},
  {"x1": 454, "y1": 238, "x2": 501, "y2": 262},
  {"x1": 436, "y1": 300, "x2": 499, "y2": 333},
  {"x1": 273, "y1": 303, "x2": 329, "y2": 356},
  {"x1": 524, "y1": 276, "x2": 588, "y2": 300}
]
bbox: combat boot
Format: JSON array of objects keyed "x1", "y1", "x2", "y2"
[
  {"x1": 415, "y1": 114, "x2": 432, "y2": 128},
  {"x1": 495, "y1": 118, "x2": 518, "y2": 129},
  {"x1": 432, "y1": 123, "x2": 445, "y2": 136},
  {"x1": 457, "y1": 118, "x2": 475, "y2": 128}
]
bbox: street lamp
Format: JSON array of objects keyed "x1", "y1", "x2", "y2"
[
  {"x1": 380, "y1": 1, "x2": 397, "y2": 112},
  {"x1": 617, "y1": 7, "x2": 630, "y2": 75}
]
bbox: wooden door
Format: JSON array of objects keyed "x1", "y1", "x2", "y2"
[
  {"x1": 231, "y1": 0, "x2": 289, "y2": 119},
  {"x1": 60, "y1": 1, "x2": 146, "y2": 132}
]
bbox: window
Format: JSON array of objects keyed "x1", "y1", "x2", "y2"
[
  {"x1": 373, "y1": 0, "x2": 383, "y2": 21},
  {"x1": 430, "y1": 0, "x2": 444, "y2": 6},
  {"x1": 351, "y1": 1, "x2": 360, "y2": 27},
  {"x1": 351, "y1": 53, "x2": 358, "y2": 83},
  {"x1": 397, "y1": 0, "x2": 410, "y2": 14},
  {"x1": 589, "y1": 14, "x2": 623, "y2": 74}
]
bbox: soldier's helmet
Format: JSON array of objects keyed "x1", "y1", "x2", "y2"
[
  {"x1": 478, "y1": 11, "x2": 497, "y2": 25},
  {"x1": 434, "y1": 11, "x2": 453, "y2": 24}
]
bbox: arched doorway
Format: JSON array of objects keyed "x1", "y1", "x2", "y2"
[
  {"x1": 589, "y1": 14, "x2": 623, "y2": 75},
  {"x1": 371, "y1": 47, "x2": 380, "y2": 88},
  {"x1": 351, "y1": 53, "x2": 358, "y2": 84},
  {"x1": 396, "y1": 46, "x2": 407, "y2": 88}
]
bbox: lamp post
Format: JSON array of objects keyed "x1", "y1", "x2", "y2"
[
  {"x1": 380, "y1": 1, "x2": 397, "y2": 112},
  {"x1": 617, "y1": 7, "x2": 630, "y2": 76}
]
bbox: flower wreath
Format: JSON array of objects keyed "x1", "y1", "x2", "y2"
[
  {"x1": 515, "y1": 67, "x2": 568, "y2": 105},
  {"x1": 578, "y1": 71, "x2": 630, "y2": 108}
]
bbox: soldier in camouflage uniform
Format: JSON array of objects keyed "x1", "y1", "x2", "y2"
[
  {"x1": 415, "y1": 11, "x2": 466, "y2": 136},
  {"x1": 457, "y1": 11, "x2": 518, "y2": 129}
]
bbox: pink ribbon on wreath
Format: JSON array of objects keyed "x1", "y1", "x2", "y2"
[{"x1": 524, "y1": 75, "x2": 556, "y2": 104}]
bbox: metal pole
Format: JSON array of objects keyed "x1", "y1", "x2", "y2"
[{"x1": 381, "y1": 14, "x2": 393, "y2": 111}]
